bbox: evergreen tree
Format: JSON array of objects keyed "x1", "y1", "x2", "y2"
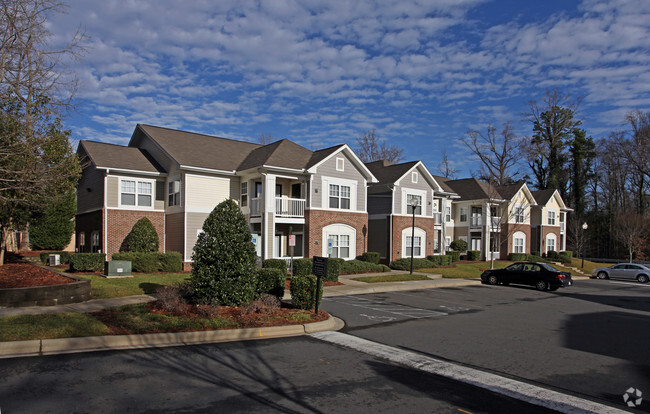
[
  {"x1": 568, "y1": 128, "x2": 596, "y2": 218},
  {"x1": 190, "y1": 199, "x2": 257, "y2": 306},
  {"x1": 30, "y1": 190, "x2": 76, "y2": 250},
  {"x1": 125, "y1": 217, "x2": 159, "y2": 252}
]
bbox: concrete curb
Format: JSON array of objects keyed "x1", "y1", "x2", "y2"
[
  {"x1": 323, "y1": 278, "x2": 482, "y2": 296},
  {"x1": 0, "y1": 315, "x2": 344, "y2": 359}
]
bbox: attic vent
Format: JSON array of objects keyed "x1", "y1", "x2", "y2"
[
  {"x1": 412, "y1": 172, "x2": 418, "y2": 183},
  {"x1": 336, "y1": 157, "x2": 345, "y2": 171}
]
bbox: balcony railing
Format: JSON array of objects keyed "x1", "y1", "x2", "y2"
[
  {"x1": 470, "y1": 216, "x2": 482, "y2": 227},
  {"x1": 249, "y1": 197, "x2": 306, "y2": 218},
  {"x1": 275, "y1": 197, "x2": 306, "y2": 218}
]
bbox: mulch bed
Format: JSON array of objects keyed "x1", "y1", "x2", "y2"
[{"x1": 0, "y1": 262, "x2": 74, "y2": 289}]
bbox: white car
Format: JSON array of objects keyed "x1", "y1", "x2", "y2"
[{"x1": 592, "y1": 263, "x2": 650, "y2": 283}]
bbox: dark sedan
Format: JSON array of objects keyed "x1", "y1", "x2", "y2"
[{"x1": 481, "y1": 262, "x2": 572, "y2": 291}]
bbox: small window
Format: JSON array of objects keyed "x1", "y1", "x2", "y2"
[
  {"x1": 240, "y1": 182, "x2": 248, "y2": 207},
  {"x1": 336, "y1": 158, "x2": 345, "y2": 171},
  {"x1": 412, "y1": 172, "x2": 418, "y2": 183},
  {"x1": 406, "y1": 236, "x2": 421, "y2": 257},
  {"x1": 79, "y1": 232, "x2": 86, "y2": 248},
  {"x1": 168, "y1": 180, "x2": 181, "y2": 206},
  {"x1": 445, "y1": 206, "x2": 451, "y2": 222},
  {"x1": 91, "y1": 231, "x2": 100, "y2": 253},
  {"x1": 514, "y1": 237, "x2": 524, "y2": 253},
  {"x1": 460, "y1": 207, "x2": 467, "y2": 222}
]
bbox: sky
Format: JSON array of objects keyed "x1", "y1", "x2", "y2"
[{"x1": 48, "y1": 0, "x2": 650, "y2": 178}]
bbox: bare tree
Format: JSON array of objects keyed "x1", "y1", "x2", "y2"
[
  {"x1": 257, "y1": 132, "x2": 274, "y2": 145},
  {"x1": 613, "y1": 212, "x2": 649, "y2": 262},
  {"x1": 437, "y1": 149, "x2": 457, "y2": 179},
  {"x1": 461, "y1": 122, "x2": 522, "y2": 186},
  {"x1": 0, "y1": 0, "x2": 84, "y2": 264},
  {"x1": 355, "y1": 129, "x2": 403, "y2": 163}
]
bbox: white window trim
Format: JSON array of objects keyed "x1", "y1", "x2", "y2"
[
  {"x1": 322, "y1": 224, "x2": 356, "y2": 260},
  {"x1": 547, "y1": 209, "x2": 557, "y2": 226},
  {"x1": 459, "y1": 207, "x2": 467, "y2": 222},
  {"x1": 402, "y1": 227, "x2": 426, "y2": 259},
  {"x1": 168, "y1": 177, "x2": 181, "y2": 207},
  {"x1": 118, "y1": 177, "x2": 156, "y2": 210},
  {"x1": 321, "y1": 176, "x2": 358, "y2": 212},
  {"x1": 336, "y1": 157, "x2": 345, "y2": 172},
  {"x1": 513, "y1": 231, "x2": 526, "y2": 253},
  {"x1": 512, "y1": 204, "x2": 526, "y2": 224},
  {"x1": 546, "y1": 233, "x2": 557, "y2": 253},
  {"x1": 401, "y1": 188, "x2": 427, "y2": 216}
]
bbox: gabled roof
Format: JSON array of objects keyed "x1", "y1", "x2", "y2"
[
  {"x1": 366, "y1": 160, "x2": 419, "y2": 184},
  {"x1": 495, "y1": 182, "x2": 525, "y2": 200},
  {"x1": 238, "y1": 139, "x2": 313, "y2": 171},
  {"x1": 131, "y1": 124, "x2": 261, "y2": 172},
  {"x1": 431, "y1": 175, "x2": 458, "y2": 194},
  {"x1": 531, "y1": 189, "x2": 556, "y2": 205},
  {"x1": 307, "y1": 144, "x2": 378, "y2": 182},
  {"x1": 443, "y1": 178, "x2": 499, "y2": 201},
  {"x1": 78, "y1": 140, "x2": 165, "y2": 175}
]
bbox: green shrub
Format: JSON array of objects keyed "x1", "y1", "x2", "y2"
[
  {"x1": 69, "y1": 253, "x2": 105, "y2": 272},
  {"x1": 256, "y1": 268, "x2": 286, "y2": 299},
  {"x1": 508, "y1": 253, "x2": 527, "y2": 261},
  {"x1": 290, "y1": 275, "x2": 322, "y2": 310},
  {"x1": 325, "y1": 258, "x2": 344, "y2": 282},
  {"x1": 112, "y1": 252, "x2": 157, "y2": 273},
  {"x1": 29, "y1": 191, "x2": 76, "y2": 250},
  {"x1": 263, "y1": 259, "x2": 288, "y2": 275},
  {"x1": 466, "y1": 250, "x2": 481, "y2": 260},
  {"x1": 190, "y1": 199, "x2": 257, "y2": 306},
  {"x1": 449, "y1": 251, "x2": 461, "y2": 262},
  {"x1": 547, "y1": 250, "x2": 560, "y2": 260},
  {"x1": 531, "y1": 251, "x2": 540, "y2": 257},
  {"x1": 39, "y1": 251, "x2": 71, "y2": 265},
  {"x1": 526, "y1": 254, "x2": 544, "y2": 262},
  {"x1": 341, "y1": 260, "x2": 389, "y2": 274},
  {"x1": 442, "y1": 255, "x2": 452, "y2": 265},
  {"x1": 158, "y1": 252, "x2": 183, "y2": 272},
  {"x1": 450, "y1": 239, "x2": 468, "y2": 252},
  {"x1": 560, "y1": 251, "x2": 573, "y2": 259},
  {"x1": 359, "y1": 252, "x2": 380, "y2": 264},
  {"x1": 557, "y1": 251, "x2": 572, "y2": 264},
  {"x1": 426, "y1": 255, "x2": 441, "y2": 266},
  {"x1": 125, "y1": 217, "x2": 159, "y2": 253},
  {"x1": 389, "y1": 258, "x2": 435, "y2": 270},
  {"x1": 292, "y1": 258, "x2": 313, "y2": 277}
]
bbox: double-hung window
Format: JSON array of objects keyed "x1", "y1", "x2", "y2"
[
  {"x1": 240, "y1": 182, "x2": 248, "y2": 207},
  {"x1": 329, "y1": 184, "x2": 351, "y2": 209},
  {"x1": 515, "y1": 206, "x2": 525, "y2": 223},
  {"x1": 547, "y1": 210, "x2": 556, "y2": 225},
  {"x1": 445, "y1": 206, "x2": 451, "y2": 222},
  {"x1": 328, "y1": 234, "x2": 350, "y2": 258},
  {"x1": 121, "y1": 179, "x2": 152, "y2": 207},
  {"x1": 168, "y1": 181, "x2": 180, "y2": 206},
  {"x1": 460, "y1": 207, "x2": 467, "y2": 222},
  {"x1": 406, "y1": 236, "x2": 421, "y2": 257},
  {"x1": 514, "y1": 237, "x2": 524, "y2": 253},
  {"x1": 406, "y1": 194, "x2": 422, "y2": 215},
  {"x1": 91, "y1": 231, "x2": 100, "y2": 253}
]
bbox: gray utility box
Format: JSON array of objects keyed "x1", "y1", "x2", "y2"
[
  {"x1": 48, "y1": 254, "x2": 60, "y2": 266},
  {"x1": 104, "y1": 260, "x2": 132, "y2": 277}
]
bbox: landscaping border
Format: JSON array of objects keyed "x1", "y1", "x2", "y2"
[{"x1": 0, "y1": 268, "x2": 92, "y2": 308}]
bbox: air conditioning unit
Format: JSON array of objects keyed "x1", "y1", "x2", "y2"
[{"x1": 48, "y1": 254, "x2": 60, "y2": 266}]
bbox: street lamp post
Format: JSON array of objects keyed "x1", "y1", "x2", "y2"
[
  {"x1": 409, "y1": 197, "x2": 419, "y2": 275},
  {"x1": 581, "y1": 222, "x2": 588, "y2": 268}
]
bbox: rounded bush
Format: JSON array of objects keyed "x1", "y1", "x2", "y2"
[
  {"x1": 256, "y1": 268, "x2": 286, "y2": 299},
  {"x1": 125, "y1": 217, "x2": 159, "y2": 252},
  {"x1": 290, "y1": 275, "x2": 322, "y2": 310},
  {"x1": 450, "y1": 239, "x2": 468, "y2": 252}
]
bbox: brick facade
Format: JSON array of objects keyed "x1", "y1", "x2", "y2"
[
  {"x1": 105, "y1": 209, "x2": 165, "y2": 259},
  {"x1": 304, "y1": 210, "x2": 368, "y2": 258},
  {"x1": 501, "y1": 223, "x2": 532, "y2": 255},
  {"x1": 391, "y1": 216, "x2": 436, "y2": 260},
  {"x1": 540, "y1": 226, "x2": 562, "y2": 253}
]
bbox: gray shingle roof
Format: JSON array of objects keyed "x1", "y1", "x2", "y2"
[
  {"x1": 443, "y1": 178, "x2": 500, "y2": 201},
  {"x1": 79, "y1": 140, "x2": 165, "y2": 174},
  {"x1": 531, "y1": 189, "x2": 557, "y2": 205},
  {"x1": 365, "y1": 160, "x2": 419, "y2": 184}
]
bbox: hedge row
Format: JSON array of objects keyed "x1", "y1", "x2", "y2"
[
  {"x1": 507, "y1": 251, "x2": 572, "y2": 264},
  {"x1": 426, "y1": 255, "x2": 452, "y2": 266},
  {"x1": 39, "y1": 251, "x2": 71, "y2": 265},
  {"x1": 291, "y1": 257, "x2": 343, "y2": 282},
  {"x1": 69, "y1": 253, "x2": 106, "y2": 272},
  {"x1": 359, "y1": 252, "x2": 380, "y2": 264},
  {"x1": 256, "y1": 268, "x2": 286, "y2": 299},
  {"x1": 112, "y1": 252, "x2": 183, "y2": 273},
  {"x1": 290, "y1": 275, "x2": 323, "y2": 310},
  {"x1": 389, "y1": 258, "x2": 436, "y2": 270},
  {"x1": 262, "y1": 259, "x2": 288, "y2": 275},
  {"x1": 341, "y1": 260, "x2": 390, "y2": 274},
  {"x1": 466, "y1": 250, "x2": 481, "y2": 260}
]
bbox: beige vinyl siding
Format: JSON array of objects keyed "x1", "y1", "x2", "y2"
[
  {"x1": 313, "y1": 151, "x2": 366, "y2": 211},
  {"x1": 77, "y1": 166, "x2": 105, "y2": 212},
  {"x1": 185, "y1": 174, "x2": 230, "y2": 210},
  {"x1": 106, "y1": 176, "x2": 119, "y2": 208},
  {"x1": 186, "y1": 212, "x2": 209, "y2": 260},
  {"x1": 165, "y1": 213, "x2": 184, "y2": 256}
]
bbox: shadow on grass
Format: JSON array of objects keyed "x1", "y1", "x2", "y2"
[{"x1": 139, "y1": 282, "x2": 164, "y2": 294}]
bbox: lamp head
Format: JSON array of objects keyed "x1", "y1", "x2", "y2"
[{"x1": 582, "y1": 222, "x2": 588, "y2": 230}]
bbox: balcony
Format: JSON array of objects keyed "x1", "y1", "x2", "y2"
[
  {"x1": 470, "y1": 216, "x2": 482, "y2": 227},
  {"x1": 249, "y1": 197, "x2": 305, "y2": 218}
]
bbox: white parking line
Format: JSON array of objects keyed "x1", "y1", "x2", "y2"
[
  {"x1": 609, "y1": 281, "x2": 650, "y2": 287},
  {"x1": 311, "y1": 331, "x2": 628, "y2": 414}
]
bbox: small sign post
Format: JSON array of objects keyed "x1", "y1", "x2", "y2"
[{"x1": 312, "y1": 256, "x2": 328, "y2": 314}]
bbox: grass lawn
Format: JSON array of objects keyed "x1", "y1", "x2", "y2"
[
  {"x1": 76, "y1": 273, "x2": 191, "y2": 299},
  {"x1": 0, "y1": 313, "x2": 110, "y2": 341},
  {"x1": 569, "y1": 258, "x2": 607, "y2": 276},
  {"x1": 351, "y1": 274, "x2": 430, "y2": 283},
  {"x1": 419, "y1": 261, "x2": 513, "y2": 279}
]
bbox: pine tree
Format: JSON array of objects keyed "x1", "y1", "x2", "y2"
[{"x1": 29, "y1": 190, "x2": 76, "y2": 250}]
